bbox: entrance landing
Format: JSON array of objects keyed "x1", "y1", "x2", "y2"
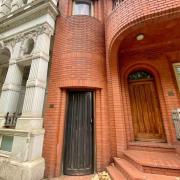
[
  {"x1": 107, "y1": 149, "x2": 180, "y2": 179},
  {"x1": 124, "y1": 150, "x2": 180, "y2": 170}
]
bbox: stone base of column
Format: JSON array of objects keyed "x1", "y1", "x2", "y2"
[
  {"x1": 0, "y1": 157, "x2": 45, "y2": 180},
  {"x1": 16, "y1": 117, "x2": 43, "y2": 130}
]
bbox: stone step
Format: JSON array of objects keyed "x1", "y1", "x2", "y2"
[
  {"x1": 114, "y1": 157, "x2": 146, "y2": 180},
  {"x1": 107, "y1": 165, "x2": 126, "y2": 180},
  {"x1": 128, "y1": 142, "x2": 176, "y2": 153},
  {"x1": 114, "y1": 157, "x2": 178, "y2": 180},
  {"x1": 123, "y1": 150, "x2": 180, "y2": 176}
]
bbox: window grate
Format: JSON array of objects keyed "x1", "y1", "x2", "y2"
[
  {"x1": 4, "y1": 112, "x2": 21, "y2": 129},
  {"x1": 112, "y1": 0, "x2": 124, "y2": 9}
]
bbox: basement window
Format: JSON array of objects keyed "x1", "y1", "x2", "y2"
[
  {"x1": 0, "y1": 135, "x2": 13, "y2": 152},
  {"x1": 73, "y1": 0, "x2": 93, "y2": 16}
]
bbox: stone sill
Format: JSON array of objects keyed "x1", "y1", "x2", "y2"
[{"x1": 0, "y1": 128, "x2": 45, "y2": 137}]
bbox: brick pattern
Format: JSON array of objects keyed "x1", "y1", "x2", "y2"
[
  {"x1": 43, "y1": 15, "x2": 111, "y2": 177},
  {"x1": 123, "y1": 150, "x2": 180, "y2": 176},
  {"x1": 106, "y1": 0, "x2": 180, "y2": 50},
  {"x1": 115, "y1": 54, "x2": 180, "y2": 151},
  {"x1": 43, "y1": 0, "x2": 180, "y2": 178},
  {"x1": 112, "y1": 157, "x2": 179, "y2": 180}
]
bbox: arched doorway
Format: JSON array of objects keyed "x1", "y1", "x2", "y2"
[{"x1": 128, "y1": 70, "x2": 166, "y2": 142}]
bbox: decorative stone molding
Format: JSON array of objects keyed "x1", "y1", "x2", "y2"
[
  {"x1": 0, "y1": 0, "x2": 59, "y2": 33},
  {"x1": 2, "y1": 22, "x2": 53, "y2": 47},
  {"x1": 26, "y1": 79, "x2": 46, "y2": 89},
  {"x1": 0, "y1": 128, "x2": 44, "y2": 138},
  {"x1": 0, "y1": 23, "x2": 53, "y2": 62},
  {"x1": 2, "y1": 83, "x2": 21, "y2": 92},
  {"x1": 11, "y1": 0, "x2": 24, "y2": 12},
  {"x1": 0, "y1": 0, "x2": 12, "y2": 18}
]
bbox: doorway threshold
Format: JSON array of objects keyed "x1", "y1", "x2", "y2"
[{"x1": 128, "y1": 141, "x2": 175, "y2": 153}]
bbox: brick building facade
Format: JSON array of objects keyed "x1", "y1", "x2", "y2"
[
  {"x1": 43, "y1": 0, "x2": 180, "y2": 179},
  {"x1": 1, "y1": 0, "x2": 179, "y2": 179}
]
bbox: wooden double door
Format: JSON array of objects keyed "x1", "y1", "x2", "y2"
[
  {"x1": 128, "y1": 71, "x2": 166, "y2": 141},
  {"x1": 63, "y1": 91, "x2": 94, "y2": 176}
]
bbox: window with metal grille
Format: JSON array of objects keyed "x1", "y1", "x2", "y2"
[{"x1": 112, "y1": 0, "x2": 124, "y2": 9}]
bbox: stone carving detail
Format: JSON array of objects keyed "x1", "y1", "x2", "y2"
[
  {"x1": 0, "y1": 0, "x2": 32, "y2": 17},
  {"x1": 11, "y1": 0, "x2": 24, "y2": 12},
  {"x1": 22, "y1": 38, "x2": 34, "y2": 55},
  {"x1": 0, "y1": 23, "x2": 53, "y2": 59},
  {"x1": 0, "y1": 0, "x2": 12, "y2": 18}
]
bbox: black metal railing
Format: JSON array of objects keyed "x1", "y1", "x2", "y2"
[
  {"x1": 172, "y1": 109, "x2": 180, "y2": 140},
  {"x1": 112, "y1": 0, "x2": 124, "y2": 9},
  {"x1": 4, "y1": 112, "x2": 22, "y2": 129}
]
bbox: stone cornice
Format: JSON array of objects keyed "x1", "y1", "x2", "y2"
[
  {"x1": 0, "y1": 128, "x2": 45, "y2": 137},
  {"x1": 1, "y1": 22, "x2": 54, "y2": 49},
  {"x1": 0, "y1": 0, "x2": 59, "y2": 34}
]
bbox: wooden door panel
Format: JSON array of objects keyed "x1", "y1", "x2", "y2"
[
  {"x1": 129, "y1": 81, "x2": 165, "y2": 141},
  {"x1": 64, "y1": 91, "x2": 94, "y2": 175}
]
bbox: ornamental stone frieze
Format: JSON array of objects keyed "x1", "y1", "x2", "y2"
[
  {"x1": 0, "y1": 0, "x2": 12, "y2": 18},
  {"x1": 0, "y1": 0, "x2": 58, "y2": 33},
  {"x1": 1, "y1": 23, "x2": 53, "y2": 45},
  {"x1": 0, "y1": 23, "x2": 53, "y2": 62}
]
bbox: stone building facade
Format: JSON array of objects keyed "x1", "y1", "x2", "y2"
[
  {"x1": 0, "y1": 0, "x2": 58, "y2": 179},
  {"x1": 43, "y1": 0, "x2": 180, "y2": 179}
]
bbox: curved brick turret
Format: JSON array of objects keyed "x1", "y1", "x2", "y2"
[{"x1": 106, "y1": 0, "x2": 180, "y2": 52}]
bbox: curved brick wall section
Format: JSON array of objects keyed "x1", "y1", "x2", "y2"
[
  {"x1": 55, "y1": 16, "x2": 106, "y2": 88},
  {"x1": 43, "y1": 15, "x2": 110, "y2": 177},
  {"x1": 106, "y1": 0, "x2": 180, "y2": 51}
]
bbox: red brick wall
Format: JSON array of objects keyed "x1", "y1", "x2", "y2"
[
  {"x1": 43, "y1": 13, "x2": 111, "y2": 178},
  {"x1": 119, "y1": 54, "x2": 180, "y2": 143},
  {"x1": 43, "y1": 0, "x2": 180, "y2": 177},
  {"x1": 105, "y1": 0, "x2": 180, "y2": 156},
  {"x1": 106, "y1": 0, "x2": 180, "y2": 50}
]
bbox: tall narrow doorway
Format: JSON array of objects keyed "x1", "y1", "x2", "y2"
[
  {"x1": 63, "y1": 91, "x2": 94, "y2": 175},
  {"x1": 128, "y1": 71, "x2": 166, "y2": 142}
]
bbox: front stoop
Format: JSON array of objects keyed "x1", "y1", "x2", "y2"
[
  {"x1": 107, "y1": 150, "x2": 180, "y2": 180},
  {"x1": 107, "y1": 166, "x2": 126, "y2": 180}
]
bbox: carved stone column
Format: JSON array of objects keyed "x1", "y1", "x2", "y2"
[
  {"x1": 0, "y1": 64, "x2": 23, "y2": 117},
  {"x1": 0, "y1": 67, "x2": 8, "y2": 97},
  {"x1": 16, "y1": 27, "x2": 52, "y2": 130}
]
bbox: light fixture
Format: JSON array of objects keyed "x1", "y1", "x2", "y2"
[{"x1": 136, "y1": 34, "x2": 144, "y2": 41}]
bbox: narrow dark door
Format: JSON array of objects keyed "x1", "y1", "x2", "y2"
[{"x1": 63, "y1": 91, "x2": 94, "y2": 176}]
